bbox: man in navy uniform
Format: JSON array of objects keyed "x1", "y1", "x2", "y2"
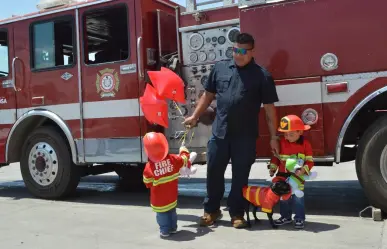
[{"x1": 183, "y1": 33, "x2": 280, "y2": 228}]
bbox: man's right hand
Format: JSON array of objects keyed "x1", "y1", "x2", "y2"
[{"x1": 182, "y1": 115, "x2": 198, "y2": 129}]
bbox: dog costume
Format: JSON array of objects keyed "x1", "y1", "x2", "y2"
[
  {"x1": 242, "y1": 179, "x2": 292, "y2": 228},
  {"x1": 242, "y1": 181, "x2": 292, "y2": 214}
]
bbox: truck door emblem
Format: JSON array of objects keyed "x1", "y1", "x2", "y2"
[
  {"x1": 61, "y1": 72, "x2": 73, "y2": 81},
  {"x1": 0, "y1": 97, "x2": 7, "y2": 104},
  {"x1": 321, "y1": 53, "x2": 338, "y2": 71},
  {"x1": 96, "y1": 68, "x2": 120, "y2": 98}
]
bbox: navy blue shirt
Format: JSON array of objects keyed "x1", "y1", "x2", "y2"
[{"x1": 204, "y1": 58, "x2": 279, "y2": 139}]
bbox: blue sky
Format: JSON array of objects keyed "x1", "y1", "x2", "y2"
[{"x1": 0, "y1": 0, "x2": 187, "y2": 20}]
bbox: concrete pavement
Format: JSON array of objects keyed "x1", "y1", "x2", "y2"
[{"x1": 0, "y1": 161, "x2": 385, "y2": 249}]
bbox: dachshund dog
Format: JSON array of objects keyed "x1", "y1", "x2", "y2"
[{"x1": 243, "y1": 180, "x2": 292, "y2": 228}]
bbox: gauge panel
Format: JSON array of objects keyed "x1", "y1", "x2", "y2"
[
  {"x1": 181, "y1": 24, "x2": 240, "y2": 66},
  {"x1": 164, "y1": 64, "x2": 217, "y2": 151}
]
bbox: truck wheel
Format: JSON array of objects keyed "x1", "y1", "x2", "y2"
[
  {"x1": 355, "y1": 115, "x2": 387, "y2": 212},
  {"x1": 20, "y1": 126, "x2": 80, "y2": 199}
]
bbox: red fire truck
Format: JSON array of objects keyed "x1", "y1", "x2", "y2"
[{"x1": 0, "y1": 0, "x2": 386, "y2": 211}]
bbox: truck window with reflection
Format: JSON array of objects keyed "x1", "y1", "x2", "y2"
[
  {"x1": 31, "y1": 17, "x2": 74, "y2": 70},
  {"x1": 83, "y1": 4, "x2": 129, "y2": 65},
  {"x1": 0, "y1": 30, "x2": 9, "y2": 77}
]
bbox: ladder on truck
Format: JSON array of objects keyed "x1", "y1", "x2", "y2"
[
  {"x1": 185, "y1": 0, "x2": 287, "y2": 12},
  {"x1": 185, "y1": 0, "x2": 235, "y2": 12}
]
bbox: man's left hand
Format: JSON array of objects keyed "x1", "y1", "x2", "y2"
[{"x1": 270, "y1": 138, "x2": 280, "y2": 155}]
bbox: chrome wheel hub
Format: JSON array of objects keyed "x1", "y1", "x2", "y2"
[
  {"x1": 28, "y1": 142, "x2": 58, "y2": 186},
  {"x1": 381, "y1": 145, "x2": 387, "y2": 184}
]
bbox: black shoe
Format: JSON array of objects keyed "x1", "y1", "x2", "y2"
[
  {"x1": 294, "y1": 220, "x2": 304, "y2": 229},
  {"x1": 274, "y1": 217, "x2": 292, "y2": 226}
]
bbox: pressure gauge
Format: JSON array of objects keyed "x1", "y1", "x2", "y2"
[
  {"x1": 189, "y1": 33, "x2": 204, "y2": 51},
  {"x1": 227, "y1": 27, "x2": 240, "y2": 43},
  {"x1": 212, "y1": 37, "x2": 218, "y2": 43},
  {"x1": 218, "y1": 36, "x2": 226, "y2": 45},
  {"x1": 198, "y1": 52, "x2": 207, "y2": 62},
  {"x1": 206, "y1": 37, "x2": 211, "y2": 43},
  {"x1": 208, "y1": 51, "x2": 216, "y2": 61},
  {"x1": 225, "y1": 47, "x2": 233, "y2": 58},
  {"x1": 189, "y1": 53, "x2": 198, "y2": 63}
]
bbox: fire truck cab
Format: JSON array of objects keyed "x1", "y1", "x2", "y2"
[{"x1": 0, "y1": 0, "x2": 386, "y2": 213}]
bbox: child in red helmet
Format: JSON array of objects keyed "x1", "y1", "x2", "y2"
[
  {"x1": 268, "y1": 114, "x2": 314, "y2": 229},
  {"x1": 142, "y1": 132, "x2": 197, "y2": 238}
]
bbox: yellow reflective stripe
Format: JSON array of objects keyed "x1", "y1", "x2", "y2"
[
  {"x1": 262, "y1": 208, "x2": 272, "y2": 213},
  {"x1": 298, "y1": 153, "x2": 305, "y2": 160},
  {"x1": 279, "y1": 154, "x2": 297, "y2": 160},
  {"x1": 305, "y1": 156, "x2": 313, "y2": 162},
  {"x1": 269, "y1": 164, "x2": 278, "y2": 170},
  {"x1": 153, "y1": 173, "x2": 179, "y2": 186},
  {"x1": 179, "y1": 147, "x2": 189, "y2": 154},
  {"x1": 245, "y1": 186, "x2": 251, "y2": 202},
  {"x1": 151, "y1": 200, "x2": 177, "y2": 212},
  {"x1": 181, "y1": 155, "x2": 188, "y2": 167},
  {"x1": 255, "y1": 187, "x2": 261, "y2": 206},
  {"x1": 303, "y1": 165, "x2": 310, "y2": 175},
  {"x1": 279, "y1": 154, "x2": 290, "y2": 160},
  {"x1": 143, "y1": 176, "x2": 154, "y2": 184}
]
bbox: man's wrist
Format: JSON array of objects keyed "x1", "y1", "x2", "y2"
[
  {"x1": 191, "y1": 112, "x2": 200, "y2": 120},
  {"x1": 270, "y1": 135, "x2": 280, "y2": 140}
]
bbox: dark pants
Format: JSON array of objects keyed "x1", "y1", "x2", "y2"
[{"x1": 203, "y1": 134, "x2": 256, "y2": 217}]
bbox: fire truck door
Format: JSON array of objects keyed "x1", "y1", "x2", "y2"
[
  {"x1": 156, "y1": 9, "x2": 178, "y2": 65},
  {"x1": 0, "y1": 25, "x2": 16, "y2": 163},
  {"x1": 78, "y1": 0, "x2": 141, "y2": 163}
]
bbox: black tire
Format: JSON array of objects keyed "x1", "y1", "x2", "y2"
[
  {"x1": 115, "y1": 164, "x2": 147, "y2": 192},
  {"x1": 20, "y1": 126, "x2": 80, "y2": 199},
  {"x1": 355, "y1": 115, "x2": 387, "y2": 212}
]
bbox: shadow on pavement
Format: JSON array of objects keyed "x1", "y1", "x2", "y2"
[
  {"x1": 161, "y1": 226, "x2": 215, "y2": 242},
  {"x1": 0, "y1": 175, "x2": 372, "y2": 219},
  {"x1": 160, "y1": 213, "x2": 340, "y2": 241}
]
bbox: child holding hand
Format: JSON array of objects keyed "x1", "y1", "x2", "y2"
[
  {"x1": 142, "y1": 132, "x2": 197, "y2": 238},
  {"x1": 268, "y1": 115, "x2": 314, "y2": 229}
]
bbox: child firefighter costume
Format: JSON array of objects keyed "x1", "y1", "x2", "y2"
[
  {"x1": 269, "y1": 115, "x2": 314, "y2": 192},
  {"x1": 142, "y1": 132, "x2": 193, "y2": 213}
]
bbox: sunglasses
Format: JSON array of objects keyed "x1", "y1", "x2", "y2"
[{"x1": 233, "y1": 47, "x2": 252, "y2": 55}]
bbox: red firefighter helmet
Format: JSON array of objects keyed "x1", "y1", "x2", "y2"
[
  {"x1": 278, "y1": 114, "x2": 311, "y2": 132},
  {"x1": 143, "y1": 132, "x2": 169, "y2": 162}
]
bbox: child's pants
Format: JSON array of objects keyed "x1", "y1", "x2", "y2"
[
  {"x1": 279, "y1": 194, "x2": 305, "y2": 221},
  {"x1": 156, "y1": 208, "x2": 177, "y2": 234}
]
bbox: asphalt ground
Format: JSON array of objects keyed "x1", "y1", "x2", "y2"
[{"x1": 0, "y1": 161, "x2": 385, "y2": 249}]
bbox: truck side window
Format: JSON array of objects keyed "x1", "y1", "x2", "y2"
[
  {"x1": 83, "y1": 4, "x2": 129, "y2": 65},
  {"x1": 31, "y1": 17, "x2": 74, "y2": 70},
  {"x1": 0, "y1": 30, "x2": 9, "y2": 77}
]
